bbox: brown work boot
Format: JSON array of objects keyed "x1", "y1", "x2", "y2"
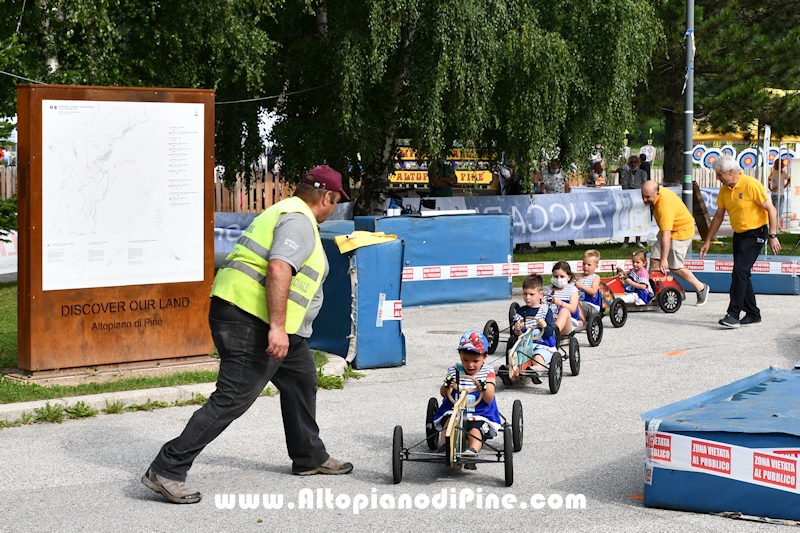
[
  {"x1": 294, "y1": 456, "x2": 354, "y2": 476},
  {"x1": 142, "y1": 469, "x2": 202, "y2": 504}
]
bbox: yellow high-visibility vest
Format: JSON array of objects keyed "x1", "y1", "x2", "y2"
[{"x1": 211, "y1": 196, "x2": 325, "y2": 334}]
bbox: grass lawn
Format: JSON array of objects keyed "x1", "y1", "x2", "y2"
[
  {"x1": 0, "y1": 282, "x2": 17, "y2": 369},
  {"x1": 0, "y1": 370, "x2": 219, "y2": 404}
]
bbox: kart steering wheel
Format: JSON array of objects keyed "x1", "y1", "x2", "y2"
[{"x1": 446, "y1": 373, "x2": 485, "y2": 408}]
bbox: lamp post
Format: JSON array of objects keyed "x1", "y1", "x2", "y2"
[{"x1": 683, "y1": 0, "x2": 694, "y2": 212}]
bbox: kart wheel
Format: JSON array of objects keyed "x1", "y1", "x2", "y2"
[
  {"x1": 483, "y1": 320, "x2": 500, "y2": 354},
  {"x1": 587, "y1": 313, "x2": 603, "y2": 347},
  {"x1": 498, "y1": 365, "x2": 513, "y2": 387},
  {"x1": 658, "y1": 287, "x2": 682, "y2": 313},
  {"x1": 426, "y1": 397, "x2": 439, "y2": 450},
  {"x1": 392, "y1": 425, "x2": 403, "y2": 484},
  {"x1": 569, "y1": 337, "x2": 581, "y2": 376},
  {"x1": 511, "y1": 400, "x2": 523, "y2": 452},
  {"x1": 548, "y1": 355, "x2": 562, "y2": 394},
  {"x1": 508, "y1": 302, "x2": 520, "y2": 330},
  {"x1": 504, "y1": 426, "x2": 514, "y2": 487},
  {"x1": 610, "y1": 298, "x2": 627, "y2": 328}
]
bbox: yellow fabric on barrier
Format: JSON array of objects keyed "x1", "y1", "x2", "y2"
[{"x1": 334, "y1": 231, "x2": 398, "y2": 253}]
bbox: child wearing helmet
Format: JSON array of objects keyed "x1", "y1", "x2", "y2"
[{"x1": 432, "y1": 330, "x2": 502, "y2": 467}]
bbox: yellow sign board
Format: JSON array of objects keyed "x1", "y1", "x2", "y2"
[{"x1": 388, "y1": 170, "x2": 493, "y2": 185}]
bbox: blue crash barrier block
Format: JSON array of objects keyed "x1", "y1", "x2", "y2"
[
  {"x1": 354, "y1": 214, "x2": 513, "y2": 306},
  {"x1": 319, "y1": 220, "x2": 356, "y2": 236},
  {"x1": 641, "y1": 368, "x2": 800, "y2": 520},
  {"x1": 677, "y1": 253, "x2": 800, "y2": 295},
  {"x1": 308, "y1": 236, "x2": 405, "y2": 369}
]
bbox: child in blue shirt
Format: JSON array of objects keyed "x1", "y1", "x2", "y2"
[
  {"x1": 510, "y1": 274, "x2": 556, "y2": 384},
  {"x1": 433, "y1": 330, "x2": 501, "y2": 469},
  {"x1": 577, "y1": 249, "x2": 603, "y2": 314}
]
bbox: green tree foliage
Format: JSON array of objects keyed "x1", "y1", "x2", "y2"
[
  {"x1": 267, "y1": 0, "x2": 658, "y2": 213},
  {"x1": 636, "y1": 0, "x2": 800, "y2": 183},
  {"x1": 0, "y1": 195, "x2": 16, "y2": 241},
  {"x1": 0, "y1": 0, "x2": 277, "y2": 184},
  {"x1": 0, "y1": 1, "x2": 657, "y2": 212}
]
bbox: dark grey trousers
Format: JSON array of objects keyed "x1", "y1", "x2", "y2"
[{"x1": 149, "y1": 297, "x2": 329, "y2": 481}]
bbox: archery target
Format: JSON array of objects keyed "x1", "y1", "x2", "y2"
[
  {"x1": 738, "y1": 148, "x2": 758, "y2": 169},
  {"x1": 692, "y1": 144, "x2": 707, "y2": 164},
  {"x1": 639, "y1": 145, "x2": 656, "y2": 162},
  {"x1": 721, "y1": 145, "x2": 736, "y2": 158},
  {"x1": 702, "y1": 148, "x2": 722, "y2": 169},
  {"x1": 768, "y1": 148, "x2": 780, "y2": 166}
]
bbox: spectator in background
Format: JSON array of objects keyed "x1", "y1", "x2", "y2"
[
  {"x1": 620, "y1": 155, "x2": 647, "y2": 248},
  {"x1": 768, "y1": 158, "x2": 790, "y2": 215},
  {"x1": 499, "y1": 161, "x2": 522, "y2": 195},
  {"x1": 589, "y1": 162, "x2": 606, "y2": 187},
  {"x1": 429, "y1": 160, "x2": 457, "y2": 197},
  {"x1": 639, "y1": 153, "x2": 651, "y2": 181},
  {"x1": 610, "y1": 157, "x2": 629, "y2": 186},
  {"x1": 542, "y1": 159, "x2": 575, "y2": 248}
]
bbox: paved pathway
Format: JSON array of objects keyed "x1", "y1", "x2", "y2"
[{"x1": 1, "y1": 289, "x2": 797, "y2": 531}]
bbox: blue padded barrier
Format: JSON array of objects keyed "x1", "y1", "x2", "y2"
[
  {"x1": 641, "y1": 368, "x2": 800, "y2": 520},
  {"x1": 354, "y1": 214, "x2": 513, "y2": 306},
  {"x1": 309, "y1": 235, "x2": 405, "y2": 369}
]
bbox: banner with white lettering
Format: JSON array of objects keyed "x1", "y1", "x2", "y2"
[
  {"x1": 0, "y1": 231, "x2": 18, "y2": 275},
  {"x1": 645, "y1": 428, "x2": 800, "y2": 494}
]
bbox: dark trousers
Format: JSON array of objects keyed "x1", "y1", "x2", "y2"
[
  {"x1": 149, "y1": 297, "x2": 328, "y2": 481},
  {"x1": 728, "y1": 226, "x2": 766, "y2": 319}
]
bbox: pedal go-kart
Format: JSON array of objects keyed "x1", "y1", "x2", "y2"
[
  {"x1": 482, "y1": 302, "x2": 587, "y2": 395},
  {"x1": 598, "y1": 269, "x2": 684, "y2": 327},
  {"x1": 392, "y1": 373, "x2": 522, "y2": 487}
]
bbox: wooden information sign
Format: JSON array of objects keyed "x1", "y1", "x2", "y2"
[{"x1": 17, "y1": 85, "x2": 215, "y2": 371}]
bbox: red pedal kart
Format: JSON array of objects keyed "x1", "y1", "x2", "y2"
[{"x1": 598, "y1": 270, "x2": 684, "y2": 327}]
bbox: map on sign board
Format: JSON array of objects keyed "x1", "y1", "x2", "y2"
[{"x1": 41, "y1": 100, "x2": 205, "y2": 291}]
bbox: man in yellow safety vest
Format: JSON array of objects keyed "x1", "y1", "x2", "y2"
[{"x1": 143, "y1": 165, "x2": 353, "y2": 504}]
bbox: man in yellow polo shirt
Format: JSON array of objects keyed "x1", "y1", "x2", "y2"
[
  {"x1": 642, "y1": 181, "x2": 709, "y2": 306},
  {"x1": 700, "y1": 155, "x2": 781, "y2": 328}
]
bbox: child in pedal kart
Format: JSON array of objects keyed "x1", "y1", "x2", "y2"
[
  {"x1": 547, "y1": 260, "x2": 581, "y2": 335},
  {"x1": 510, "y1": 274, "x2": 556, "y2": 384},
  {"x1": 432, "y1": 331, "x2": 501, "y2": 469},
  {"x1": 577, "y1": 249, "x2": 603, "y2": 315},
  {"x1": 618, "y1": 249, "x2": 654, "y2": 305}
]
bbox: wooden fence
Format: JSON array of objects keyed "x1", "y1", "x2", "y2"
[
  {"x1": 0, "y1": 167, "x2": 16, "y2": 199},
  {"x1": 214, "y1": 170, "x2": 292, "y2": 213}
]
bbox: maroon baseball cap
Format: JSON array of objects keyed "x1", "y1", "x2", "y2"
[{"x1": 303, "y1": 165, "x2": 350, "y2": 201}]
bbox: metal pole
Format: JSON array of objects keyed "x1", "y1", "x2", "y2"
[{"x1": 682, "y1": 0, "x2": 695, "y2": 212}]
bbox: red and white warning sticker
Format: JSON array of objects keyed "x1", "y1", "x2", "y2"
[
  {"x1": 376, "y1": 293, "x2": 402, "y2": 327},
  {"x1": 645, "y1": 425, "x2": 799, "y2": 493},
  {"x1": 401, "y1": 259, "x2": 799, "y2": 282}
]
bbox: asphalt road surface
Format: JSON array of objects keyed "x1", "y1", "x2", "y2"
[{"x1": 1, "y1": 290, "x2": 797, "y2": 532}]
